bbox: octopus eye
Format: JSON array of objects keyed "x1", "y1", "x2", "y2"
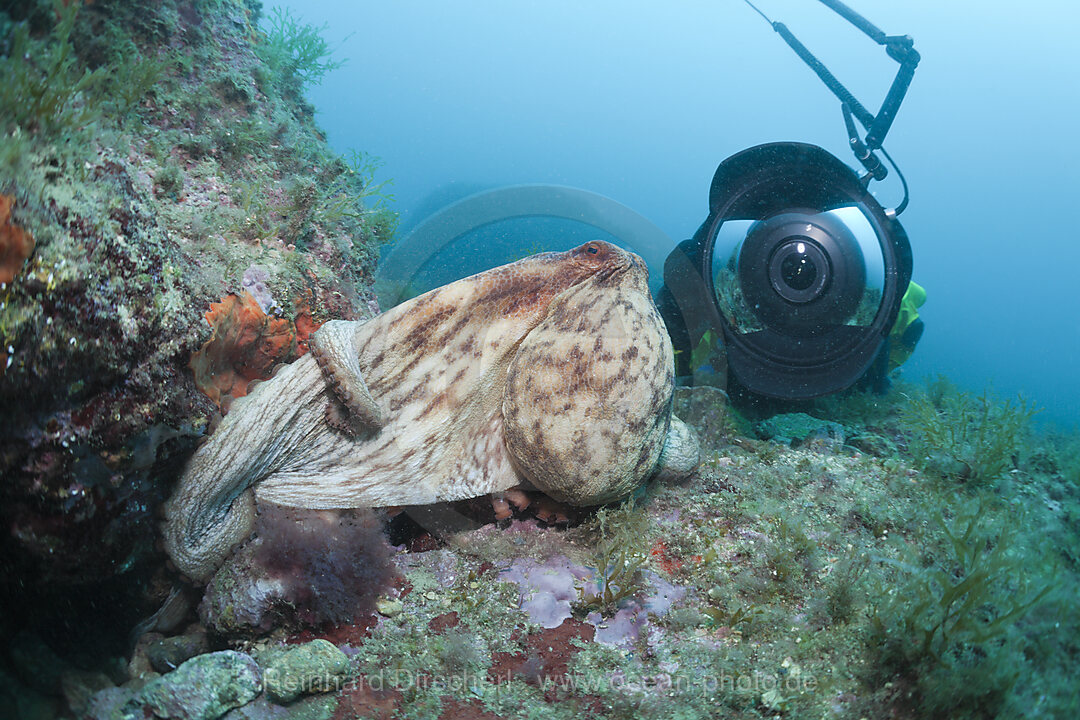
[{"x1": 586, "y1": 243, "x2": 600, "y2": 255}]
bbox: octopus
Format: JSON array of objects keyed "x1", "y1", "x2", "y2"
[{"x1": 163, "y1": 240, "x2": 700, "y2": 582}]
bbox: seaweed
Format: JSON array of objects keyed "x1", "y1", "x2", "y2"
[
  {"x1": 573, "y1": 500, "x2": 650, "y2": 615},
  {"x1": 102, "y1": 48, "x2": 171, "y2": 117},
  {"x1": 865, "y1": 499, "x2": 1054, "y2": 716},
  {"x1": 229, "y1": 176, "x2": 277, "y2": 240},
  {"x1": 819, "y1": 554, "x2": 870, "y2": 625},
  {"x1": 344, "y1": 148, "x2": 395, "y2": 206},
  {"x1": 901, "y1": 377, "x2": 1040, "y2": 483},
  {"x1": 0, "y1": 0, "x2": 106, "y2": 137},
  {"x1": 250, "y1": 504, "x2": 399, "y2": 627},
  {"x1": 873, "y1": 501, "x2": 1051, "y2": 664},
  {"x1": 315, "y1": 151, "x2": 395, "y2": 227},
  {"x1": 153, "y1": 163, "x2": 184, "y2": 200},
  {"x1": 254, "y1": 7, "x2": 345, "y2": 100},
  {"x1": 700, "y1": 602, "x2": 763, "y2": 632}
]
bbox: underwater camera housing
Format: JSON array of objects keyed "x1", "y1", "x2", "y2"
[{"x1": 662, "y1": 142, "x2": 912, "y2": 399}]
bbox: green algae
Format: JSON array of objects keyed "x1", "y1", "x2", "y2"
[
  {"x1": 901, "y1": 376, "x2": 1040, "y2": 484},
  {"x1": 573, "y1": 499, "x2": 651, "y2": 616},
  {"x1": 135, "y1": 650, "x2": 261, "y2": 720},
  {"x1": 0, "y1": 1, "x2": 106, "y2": 138},
  {"x1": 0, "y1": 0, "x2": 392, "y2": 427},
  {"x1": 254, "y1": 7, "x2": 345, "y2": 100}
]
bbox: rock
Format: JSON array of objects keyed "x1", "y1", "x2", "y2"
[
  {"x1": 754, "y1": 413, "x2": 846, "y2": 449},
  {"x1": 60, "y1": 669, "x2": 114, "y2": 716},
  {"x1": 375, "y1": 597, "x2": 403, "y2": 618},
  {"x1": 128, "y1": 631, "x2": 164, "y2": 682},
  {"x1": 199, "y1": 538, "x2": 292, "y2": 636},
  {"x1": 199, "y1": 505, "x2": 397, "y2": 636},
  {"x1": 802, "y1": 423, "x2": 847, "y2": 452},
  {"x1": 263, "y1": 640, "x2": 351, "y2": 705},
  {"x1": 131, "y1": 650, "x2": 262, "y2": 720},
  {"x1": 146, "y1": 631, "x2": 211, "y2": 674},
  {"x1": 0, "y1": 667, "x2": 58, "y2": 720},
  {"x1": 847, "y1": 432, "x2": 896, "y2": 458},
  {"x1": 83, "y1": 686, "x2": 135, "y2": 720},
  {"x1": 673, "y1": 386, "x2": 739, "y2": 449},
  {"x1": 0, "y1": 0, "x2": 386, "y2": 592},
  {"x1": 9, "y1": 631, "x2": 70, "y2": 695},
  {"x1": 222, "y1": 694, "x2": 339, "y2": 720}
]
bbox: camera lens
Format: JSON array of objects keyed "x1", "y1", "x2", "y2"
[
  {"x1": 766, "y1": 237, "x2": 830, "y2": 305},
  {"x1": 779, "y1": 242, "x2": 817, "y2": 291}
]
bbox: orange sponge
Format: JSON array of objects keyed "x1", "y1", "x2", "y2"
[
  {"x1": 292, "y1": 290, "x2": 322, "y2": 355},
  {"x1": 0, "y1": 194, "x2": 34, "y2": 285},
  {"x1": 190, "y1": 292, "x2": 297, "y2": 411}
]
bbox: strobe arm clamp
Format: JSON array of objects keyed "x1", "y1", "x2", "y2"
[
  {"x1": 758, "y1": 0, "x2": 920, "y2": 185},
  {"x1": 843, "y1": 103, "x2": 885, "y2": 182}
]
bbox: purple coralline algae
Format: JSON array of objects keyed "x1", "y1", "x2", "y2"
[
  {"x1": 240, "y1": 265, "x2": 280, "y2": 316},
  {"x1": 499, "y1": 556, "x2": 686, "y2": 645}
]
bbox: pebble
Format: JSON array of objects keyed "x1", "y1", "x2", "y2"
[
  {"x1": 375, "y1": 598, "x2": 402, "y2": 617},
  {"x1": 263, "y1": 640, "x2": 351, "y2": 705},
  {"x1": 132, "y1": 650, "x2": 262, "y2": 720},
  {"x1": 146, "y1": 632, "x2": 211, "y2": 674}
]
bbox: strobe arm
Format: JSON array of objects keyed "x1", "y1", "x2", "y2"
[
  {"x1": 867, "y1": 36, "x2": 920, "y2": 150},
  {"x1": 753, "y1": 0, "x2": 920, "y2": 171}
]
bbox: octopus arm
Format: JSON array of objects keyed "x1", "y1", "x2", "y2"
[
  {"x1": 310, "y1": 319, "x2": 383, "y2": 432},
  {"x1": 161, "y1": 355, "x2": 328, "y2": 581}
]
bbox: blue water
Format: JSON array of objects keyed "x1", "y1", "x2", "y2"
[{"x1": 270, "y1": 0, "x2": 1080, "y2": 427}]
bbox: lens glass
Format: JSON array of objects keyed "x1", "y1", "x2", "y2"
[
  {"x1": 710, "y1": 205, "x2": 886, "y2": 335},
  {"x1": 779, "y1": 244, "x2": 816, "y2": 290}
]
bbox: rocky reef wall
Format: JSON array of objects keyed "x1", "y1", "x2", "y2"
[{"x1": 0, "y1": 0, "x2": 392, "y2": 644}]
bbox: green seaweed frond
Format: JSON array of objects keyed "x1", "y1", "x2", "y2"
[
  {"x1": 700, "y1": 602, "x2": 763, "y2": 631},
  {"x1": 314, "y1": 149, "x2": 397, "y2": 246},
  {"x1": 575, "y1": 545, "x2": 646, "y2": 615},
  {"x1": 255, "y1": 7, "x2": 346, "y2": 96},
  {"x1": 344, "y1": 149, "x2": 394, "y2": 206},
  {"x1": 102, "y1": 47, "x2": 171, "y2": 117},
  {"x1": 317, "y1": 150, "x2": 394, "y2": 223},
  {"x1": 901, "y1": 377, "x2": 1040, "y2": 484},
  {"x1": 0, "y1": 0, "x2": 106, "y2": 136},
  {"x1": 871, "y1": 499, "x2": 1054, "y2": 668},
  {"x1": 573, "y1": 500, "x2": 650, "y2": 615}
]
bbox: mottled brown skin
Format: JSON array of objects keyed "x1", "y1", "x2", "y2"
[
  {"x1": 502, "y1": 254, "x2": 674, "y2": 505},
  {"x1": 162, "y1": 241, "x2": 698, "y2": 583}
]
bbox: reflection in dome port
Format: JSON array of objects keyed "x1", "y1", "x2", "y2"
[{"x1": 711, "y1": 205, "x2": 885, "y2": 339}]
